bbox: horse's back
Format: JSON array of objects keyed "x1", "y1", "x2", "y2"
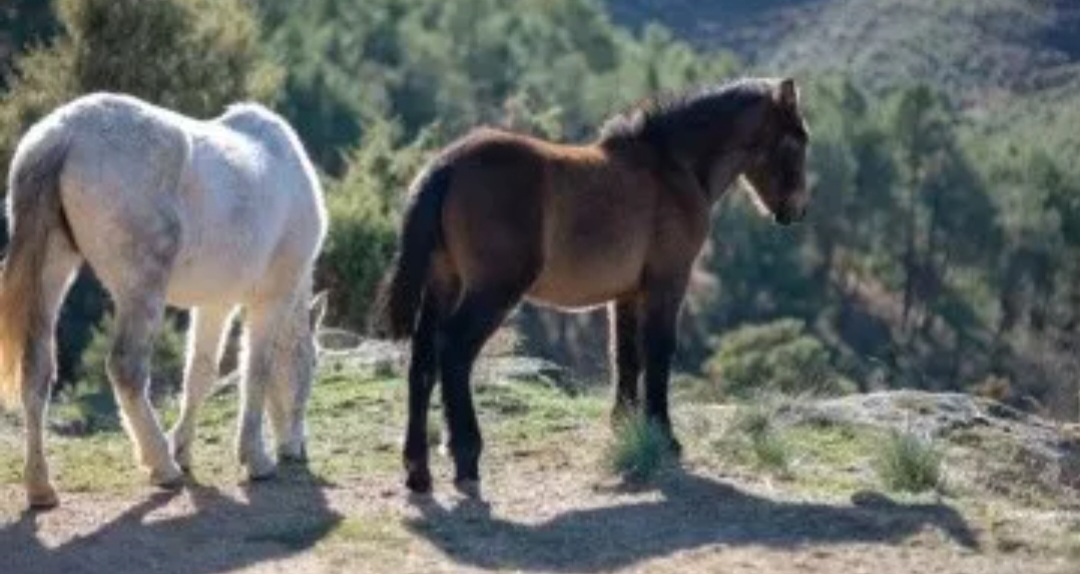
[
  {"x1": 36, "y1": 93, "x2": 324, "y2": 306},
  {"x1": 166, "y1": 105, "x2": 325, "y2": 305},
  {"x1": 433, "y1": 128, "x2": 657, "y2": 308}
]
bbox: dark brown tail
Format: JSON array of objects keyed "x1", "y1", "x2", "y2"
[
  {"x1": 0, "y1": 131, "x2": 70, "y2": 409},
  {"x1": 371, "y1": 163, "x2": 453, "y2": 340}
]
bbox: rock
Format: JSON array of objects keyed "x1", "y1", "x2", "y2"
[{"x1": 796, "y1": 390, "x2": 1080, "y2": 497}]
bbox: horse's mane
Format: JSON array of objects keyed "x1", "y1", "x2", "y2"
[{"x1": 598, "y1": 78, "x2": 774, "y2": 144}]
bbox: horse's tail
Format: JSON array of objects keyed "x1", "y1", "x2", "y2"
[
  {"x1": 371, "y1": 162, "x2": 453, "y2": 340},
  {"x1": 0, "y1": 128, "x2": 71, "y2": 409}
]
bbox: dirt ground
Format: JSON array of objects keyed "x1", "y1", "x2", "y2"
[
  {"x1": 1, "y1": 459, "x2": 1075, "y2": 574},
  {"x1": 2, "y1": 378, "x2": 1078, "y2": 574}
]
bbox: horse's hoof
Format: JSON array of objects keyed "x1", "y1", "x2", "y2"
[
  {"x1": 665, "y1": 438, "x2": 682, "y2": 460},
  {"x1": 240, "y1": 448, "x2": 278, "y2": 481},
  {"x1": 244, "y1": 461, "x2": 278, "y2": 482},
  {"x1": 150, "y1": 464, "x2": 185, "y2": 490},
  {"x1": 278, "y1": 445, "x2": 308, "y2": 465},
  {"x1": 453, "y1": 478, "x2": 482, "y2": 499},
  {"x1": 667, "y1": 437, "x2": 684, "y2": 458},
  {"x1": 172, "y1": 449, "x2": 192, "y2": 472},
  {"x1": 405, "y1": 469, "x2": 433, "y2": 494},
  {"x1": 26, "y1": 485, "x2": 59, "y2": 510}
]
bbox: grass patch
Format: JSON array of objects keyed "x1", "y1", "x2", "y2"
[
  {"x1": 0, "y1": 370, "x2": 606, "y2": 495},
  {"x1": 749, "y1": 430, "x2": 791, "y2": 473},
  {"x1": 732, "y1": 400, "x2": 792, "y2": 475},
  {"x1": 874, "y1": 430, "x2": 943, "y2": 493},
  {"x1": 605, "y1": 414, "x2": 675, "y2": 483}
]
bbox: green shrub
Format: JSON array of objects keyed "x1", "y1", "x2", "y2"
[
  {"x1": 704, "y1": 318, "x2": 855, "y2": 400},
  {"x1": 1, "y1": 0, "x2": 280, "y2": 167},
  {"x1": 318, "y1": 121, "x2": 438, "y2": 329},
  {"x1": 605, "y1": 414, "x2": 675, "y2": 483},
  {"x1": 874, "y1": 430, "x2": 943, "y2": 493},
  {"x1": 66, "y1": 314, "x2": 188, "y2": 431}
]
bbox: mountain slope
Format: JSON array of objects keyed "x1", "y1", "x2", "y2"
[{"x1": 609, "y1": 0, "x2": 1080, "y2": 114}]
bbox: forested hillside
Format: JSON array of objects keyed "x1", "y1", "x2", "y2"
[
  {"x1": 0, "y1": 0, "x2": 1078, "y2": 420},
  {"x1": 610, "y1": 0, "x2": 1080, "y2": 168}
]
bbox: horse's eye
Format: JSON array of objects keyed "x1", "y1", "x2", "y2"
[{"x1": 778, "y1": 135, "x2": 802, "y2": 154}]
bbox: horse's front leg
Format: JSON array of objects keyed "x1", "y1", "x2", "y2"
[
  {"x1": 610, "y1": 296, "x2": 643, "y2": 424},
  {"x1": 237, "y1": 304, "x2": 284, "y2": 480},
  {"x1": 641, "y1": 279, "x2": 688, "y2": 456},
  {"x1": 168, "y1": 305, "x2": 233, "y2": 471}
]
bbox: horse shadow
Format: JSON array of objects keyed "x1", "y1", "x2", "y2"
[
  {"x1": 0, "y1": 465, "x2": 342, "y2": 574},
  {"x1": 406, "y1": 468, "x2": 979, "y2": 572}
]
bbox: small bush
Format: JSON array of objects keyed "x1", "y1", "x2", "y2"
[
  {"x1": 704, "y1": 318, "x2": 855, "y2": 400},
  {"x1": 874, "y1": 430, "x2": 943, "y2": 493},
  {"x1": 318, "y1": 121, "x2": 436, "y2": 329},
  {"x1": 605, "y1": 414, "x2": 675, "y2": 483}
]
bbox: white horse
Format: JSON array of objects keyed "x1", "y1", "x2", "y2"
[{"x1": 0, "y1": 93, "x2": 328, "y2": 508}]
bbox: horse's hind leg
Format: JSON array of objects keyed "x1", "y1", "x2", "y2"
[
  {"x1": 403, "y1": 295, "x2": 442, "y2": 493},
  {"x1": 168, "y1": 305, "x2": 234, "y2": 471},
  {"x1": 438, "y1": 286, "x2": 522, "y2": 496},
  {"x1": 108, "y1": 290, "x2": 184, "y2": 488},
  {"x1": 22, "y1": 235, "x2": 81, "y2": 508}
]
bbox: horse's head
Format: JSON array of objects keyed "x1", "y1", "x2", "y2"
[
  {"x1": 296, "y1": 290, "x2": 329, "y2": 380},
  {"x1": 740, "y1": 78, "x2": 811, "y2": 226}
]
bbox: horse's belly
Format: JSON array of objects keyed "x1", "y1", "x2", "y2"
[
  {"x1": 526, "y1": 248, "x2": 645, "y2": 310},
  {"x1": 165, "y1": 236, "x2": 273, "y2": 306},
  {"x1": 165, "y1": 259, "x2": 262, "y2": 306}
]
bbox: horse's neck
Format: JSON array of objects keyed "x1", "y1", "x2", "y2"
[{"x1": 701, "y1": 149, "x2": 751, "y2": 204}]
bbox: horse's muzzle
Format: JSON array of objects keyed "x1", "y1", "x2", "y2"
[{"x1": 773, "y1": 204, "x2": 806, "y2": 226}]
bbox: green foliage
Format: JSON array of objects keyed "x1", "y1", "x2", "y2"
[
  {"x1": 0, "y1": 0, "x2": 1077, "y2": 423},
  {"x1": 255, "y1": 0, "x2": 736, "y2": 173},
  {"x1": 874, "y1": 430, "x2": 943, "y2": 493},
  {"x1": 1, "y1": 0, "x2": 281, "y2": 166},
  {"x1": 66, "y1": 314, "x2": 187, "y2": 431},
  {"x1": 0, "y1": 0, "x2": 59, "y2": 83},
  {"x1": 319, "y1": 121, "x2": 436, "y2": 328},
  {"x1": 605, "y1": 414, "x2": 675, "y2": 483},
  {"x1": 705, "y1": 318, "x2": 853, "y2": 400}
]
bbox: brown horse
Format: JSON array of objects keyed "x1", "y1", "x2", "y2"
[{"x1": 374, "y1": 77, "x2": 811, "y2": 495}]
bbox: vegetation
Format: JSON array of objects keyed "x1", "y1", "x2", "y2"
[
  {"x1": 704, "y1": 318, "x2": 853, "y2": 400},
  {"x1": 873, "y1": 430, "x2": 944, "y2": 493},
  {"x1": 604, "y1": 413, "x2": 675, "y2": 483},
  {"x1": 0, "y1": 0, "x2": 1077, "y2": 423},
  {"x1": 720, "y1": 399, "x2": 793, "y2": 475}
]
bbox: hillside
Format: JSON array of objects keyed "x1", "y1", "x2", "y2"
[
  {"x1": 1, "y1": 358, "x2": 1078, "y2": 573},
  {"x1": 610, "y1": 0, "x2": 1080, "y2": 97},
  {"x1": 610, "y1": 0, "x2": 1080, "y2": 144}
]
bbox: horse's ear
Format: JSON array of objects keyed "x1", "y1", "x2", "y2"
[
  {"x1": 310, "y1": 290, "x2": 329, "y2": 331},
  {"x1": 776, "y1": 78, "x2": 799, "y2": 108}
]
